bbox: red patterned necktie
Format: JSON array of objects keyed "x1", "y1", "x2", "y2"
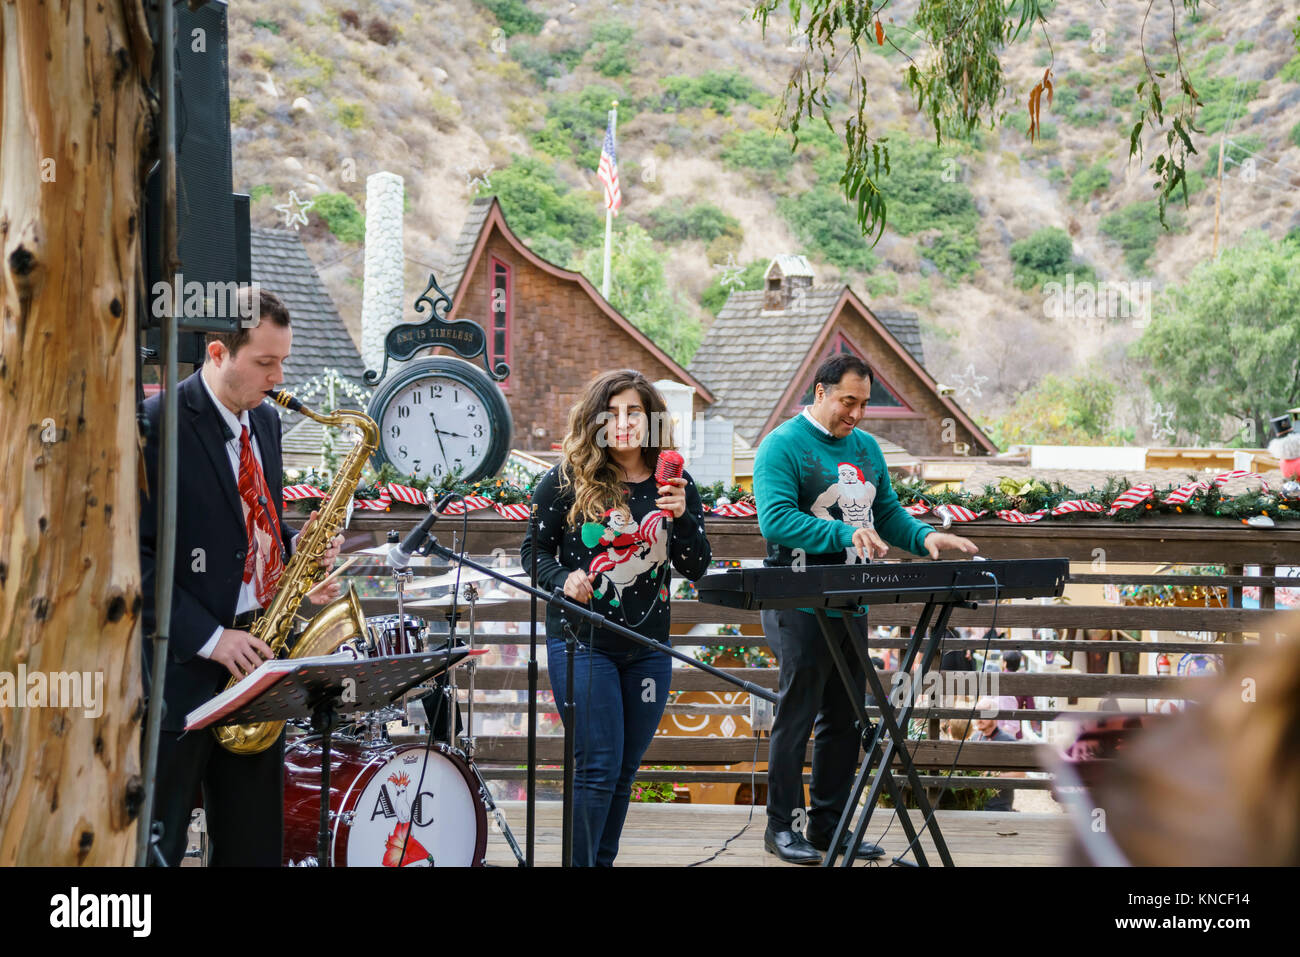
[{"x1": 237, "y1": 425, "x2": 284, "y2": 607}]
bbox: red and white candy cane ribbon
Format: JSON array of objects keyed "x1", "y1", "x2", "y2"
[
  {"x1": 1107, "y1": 484, "x2": 1153, "y2": 515},
  {"x1": 283, "y1": 484, "x2": 326, "y2": 501},
  {"x1": 995, "y1": 509, "x2": 1047, "y2": 523},
  {"x1": 1050, "y1": 500, "x2": 1105, "y2": 515},
  {"x1": 710, "y1": 501, "x2": 757, "y2": 518},
  {"x1": 934, "y1": 504, "x2": 987, "y2": 523}
]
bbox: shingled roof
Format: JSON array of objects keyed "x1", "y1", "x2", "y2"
[
  {"x1": 250, "y1": 228, "x2": 366, "y2": 390},
  {"x1": 441, "y1": 196, "x2": 494, "y2": 302},
  {"x1": 688, "y1": 284, "x2": 927, "y2": 445}
]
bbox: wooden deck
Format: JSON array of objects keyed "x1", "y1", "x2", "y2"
[{"x1": 484, "y1": 801, "x2": 1072, "y2": 867}]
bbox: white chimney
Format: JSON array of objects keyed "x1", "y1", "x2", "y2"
[{"x1": 361, "y1": 171, "x2": 405, "y2": 375}]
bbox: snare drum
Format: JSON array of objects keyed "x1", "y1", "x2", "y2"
[
  {"x1": 365, "y1": 614, "x2": 426, "y2": 656},
  {"x1": 283, "y1": 737, "x2": 488, "y2": 866}
]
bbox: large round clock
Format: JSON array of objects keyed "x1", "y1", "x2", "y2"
[{"x1": 366, "y1": 357, "x2": 513, "y2": 483}]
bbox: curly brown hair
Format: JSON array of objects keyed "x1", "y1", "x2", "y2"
[{"x1": 559, "y1": 369, "x2": 676, "y2": 527}]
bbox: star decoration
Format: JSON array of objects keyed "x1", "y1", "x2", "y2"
[
  {"x1": 951, "y1": 363, "x2": 988, "y2": 400},
  {"x1": 455, "y1": 163, "x2": 494, "y2": 191},
  {"x1": 1148, "y1": 402, "x2": 1176, "y2": 441},
  {"x1": 274, "y1": 190, "x2": 315, "y2": 230},
  {"x1": 712, "y1": 254, "x2": 745, "y2": 291}
]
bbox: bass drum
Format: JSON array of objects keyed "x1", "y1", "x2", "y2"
[{"x1": 284, "y1": 737, "x2": 488, "y2": 867}]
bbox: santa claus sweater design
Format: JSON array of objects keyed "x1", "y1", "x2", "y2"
[
  {"x1": 521, "y1": 464, "x2": 711, "y2": 653},
  {"x1": 753, "y1": 413, "x2": 934, "y2": 614}
]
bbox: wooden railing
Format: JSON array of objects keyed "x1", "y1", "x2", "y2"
[{"x1": 334, "y1": 511, "x2": 1297, "y2": 797}]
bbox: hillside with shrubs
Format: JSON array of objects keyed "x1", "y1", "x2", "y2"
[{"x1": 227, "y1": 0, "x2": 1300, "y2": 446}]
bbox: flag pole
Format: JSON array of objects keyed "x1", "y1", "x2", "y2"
[{"x1": 602, "y1": 101, "x2": 617, "y2": 300}]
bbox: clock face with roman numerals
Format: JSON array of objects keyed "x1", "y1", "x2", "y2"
[{"x1": 366, "y1": 358, "x2": 513, "y2": 483}]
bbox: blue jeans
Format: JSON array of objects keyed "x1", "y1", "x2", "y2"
[{"x1": 547, "y1": 635, "x2": 672, "y2": 866}]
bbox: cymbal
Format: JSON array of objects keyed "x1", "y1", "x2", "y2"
[
  {"x1": 347, "y1": 545, "x2": 446, "y2": 568},
  {"x1": 403, "y1": 595, "x2": 508, "y2": 608},
  {"x1": 407, "y1": 566, "x2": 527, "y2": 589}
]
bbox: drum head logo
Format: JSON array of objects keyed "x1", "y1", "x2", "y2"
[{"x1": 344, "y1": 749, "x2": 480, "y2": 867}]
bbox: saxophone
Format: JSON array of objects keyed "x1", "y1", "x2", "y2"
[{"x1": 213, "y1": 389, "x2": 380, "y2": 755}]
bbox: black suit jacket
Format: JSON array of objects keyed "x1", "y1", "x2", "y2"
[{"x1": 139, "y1": 371, "x2": 295, "y2": 731}]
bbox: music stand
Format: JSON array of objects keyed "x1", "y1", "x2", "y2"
[{"x1": 188, "y1": 649, "x2": 473, "y2": 867}]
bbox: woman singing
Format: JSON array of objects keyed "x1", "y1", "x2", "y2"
[{"x1": 521, "y1": 369, "x2": 711, "y2": 866}]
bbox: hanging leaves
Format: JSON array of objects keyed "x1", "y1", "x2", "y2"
[{"x1": 753, "y1": 0, "x2": 1207, "y2": 242}]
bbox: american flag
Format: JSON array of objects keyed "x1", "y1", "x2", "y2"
[{"x1": 597, "y1": 116, "x2": 621, "y2": 214}]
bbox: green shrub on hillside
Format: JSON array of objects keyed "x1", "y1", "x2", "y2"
[
  {"x1": 1233, "y1": 39, "x2": 1254, "y2": 54},
  {"x1": 925, "y1": 231, "x2": 980, "y2": 282},
  {"x1": 1068, "y1": 159, "x2": 1111, "y2": 203},
  {"x1": 660, "y1": 71, "x2": 765, "y2": 112},
  {"x1": 1063, "y1": 22, "x2": 1091, "y2": 42},
  {"x1": 1280, "y1": 55, "x2": 1300, "y2": 84},
  {"x1": 863, "y1": 272, "x2": 900, "y2": 298},
  {"x1": 1291, "y1": 121, "x2": 1300, "y2": 149},
  {"x1": 477, "y1": 0, "x2": 543, "y2": 37},
  {"x1": 1192, "y1": 75, "x2": 1261, "y2": 133},
  {"x1": 481, "y1": 155, "x2": 601, "y2": 250},
  {"x1": 1100, "y1": 202, "x2": 1184, "y2": 273},
  {"x1": 1009, "y1": 227, "x2": 1094, "y2": 289},
  {"x1": 876, "y1": 136, "x2": 978, "y2": 237},
  {"x1": 1204, "y1": 134, "x2": 1264, "y2": 174},
  {"x1": 644, "y1": 199, "x2": 741, "y2": 244},
  {"x1": 313, "y1": 193, "x2": 365, "y2": 244},
  {"x1": 590, "y1": 21, "x2": 635, "y2": 77},
  {"x1": 334, "y1": 100, "x2": 366, "y2": 130},
  {"x1": 511, "y1": 39, "x2": 586, "y2": 83},
  {"x1": 985, "y1": 370, "x2": 1125, "y2": 449},
  {"x1": 529, "y1": 84, "x2": 630, "y2": 168},
  {"x1": 778, "y1": 187, "x2": 879, "y2": 272},
  {"x1": 721, "y1": 129, "x2": 796, "y2": 175}
]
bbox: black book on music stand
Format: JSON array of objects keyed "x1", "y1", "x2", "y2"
[{"x1": 187, "y1": 649, "x2": 474, "y2": 867}]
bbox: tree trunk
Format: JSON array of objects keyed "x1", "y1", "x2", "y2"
[{"x1": 0, "y1": 1, "x2": 152, "y2": 864}]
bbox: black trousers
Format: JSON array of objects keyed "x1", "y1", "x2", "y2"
[
  {"x1": 152, "y1": 727, "x2": 285, "y2": 867},
  {"x1": 762, "y1": 608, "x2": 867, "y2": 836}
]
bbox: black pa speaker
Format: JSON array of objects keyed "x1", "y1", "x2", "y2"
[{"x1": 142, "y1": 0, "x2": 248, "y2": 338}]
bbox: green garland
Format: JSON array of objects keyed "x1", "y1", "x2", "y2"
[
  {"x1": 285, "y1": 467, "x2": 1298, "y2": 523},
  {"x1": 894, "y1": 475, "x2": 1300, "y2": 524}
]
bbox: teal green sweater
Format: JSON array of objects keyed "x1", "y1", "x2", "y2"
[{"x1": 753, "y1": 412, "x2": 934, "y2": 615}]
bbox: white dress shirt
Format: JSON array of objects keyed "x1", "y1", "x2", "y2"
[
  {"x1": 802, "y1": 406, "x2": 833, "y2": 436},
  {"x1": 197, "y1": 369, "x2": 271, "y2": 658}
]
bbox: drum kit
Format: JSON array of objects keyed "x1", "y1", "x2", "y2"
[{"x1": 278, "y1": 546, "x2": 529, "y2": 867}]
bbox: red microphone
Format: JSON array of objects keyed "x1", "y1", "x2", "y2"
[{"x1": 655, "y1": 449, "x2": 685, "y2": 486}]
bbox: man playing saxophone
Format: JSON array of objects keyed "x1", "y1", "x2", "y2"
[{"x1": 139, "y1": 288, "x2": 343, "y2": 866}]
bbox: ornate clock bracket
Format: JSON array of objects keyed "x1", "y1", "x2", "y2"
[{"x1": 363, "y1": 272, "x2": 511, "y2": 385}]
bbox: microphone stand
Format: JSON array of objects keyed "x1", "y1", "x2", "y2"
[{"x1": 409, "y1": 522, "x2": 779, "y2": 868}]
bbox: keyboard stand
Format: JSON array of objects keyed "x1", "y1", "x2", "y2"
[{"x1": 813, "y1": 597, "x2": 971, "y2": 867}]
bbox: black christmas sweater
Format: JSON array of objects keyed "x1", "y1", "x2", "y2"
[{"x1": 520, "y1": 463, "x2": 711, "y2": 653}]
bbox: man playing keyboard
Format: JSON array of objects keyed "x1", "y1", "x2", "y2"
[{"x1": 753, "y1": 353, "x2": 977, "y2": 864}]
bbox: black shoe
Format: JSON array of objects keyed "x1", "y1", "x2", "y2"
[
  {"x1": 764, "y1": 826, "x2": 823, "y2": 865},
  {"x1": 805, "y1": 826, "x2": 885, "y2": 861}
]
